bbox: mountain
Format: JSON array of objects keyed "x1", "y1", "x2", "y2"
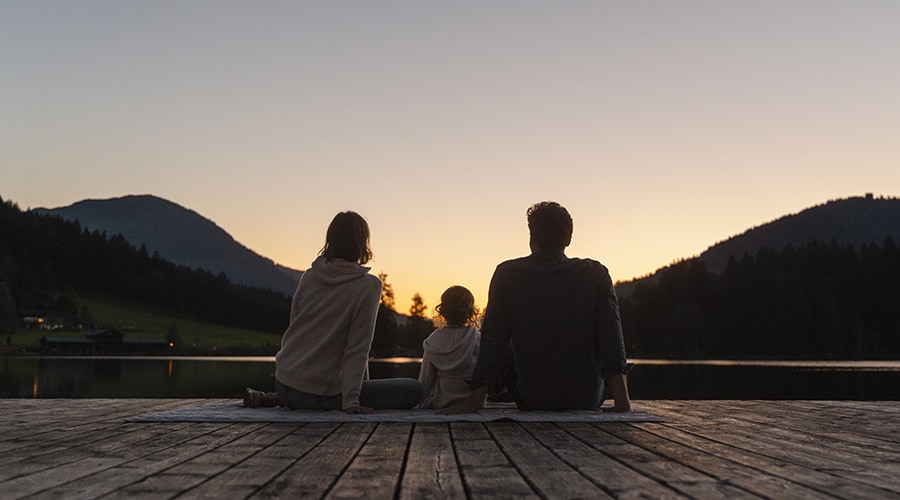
[
  {"x1": 617, "y1": 194, "x2": 900, "y2": 295},
  {"x1": 699, "y1": 194, "x2": 900, "y2": 273},
  {"x1": 34, "y1": 195, "x2": 301, "y2": 296}
]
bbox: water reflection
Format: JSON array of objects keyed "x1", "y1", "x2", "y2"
[
  {"x1": 2, "y1": 356, "x2": 899, "y2": 400},
  {"x1": 3, "y1": 356, "x2": 276, "y2": 399}
]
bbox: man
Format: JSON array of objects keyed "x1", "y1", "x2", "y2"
[{"x1": 441, "y1": 201, "x2": 631, "y2": 413}]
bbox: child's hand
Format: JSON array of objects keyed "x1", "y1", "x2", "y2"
[
  {"x1": 436, "y1": 387, "x2": 487, "y2": 414},
  {"x1": 436, "y1": 402, "x2": 478, "y2": 415}
]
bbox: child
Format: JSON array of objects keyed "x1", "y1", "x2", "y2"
[{"x1": 417, "y1": 285, "x2": 482, "y2": 409}]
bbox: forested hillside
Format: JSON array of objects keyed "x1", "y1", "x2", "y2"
[
  {"x1": 620, "y1": 239, "x2": 900, "y2": 359},
  {"x1": 35, "y1": 195, "x2": 302, "y2": 296},
  {"x1": 699, "y1": 195, "x2": 900, "y2": 273},
  {"x1": 4, "y1": 193, "x2": 899, "y2": 360},
  {"x1": 614, "y1": 195, "x2": 900, "y2": 359},
  {"x1": 0, "y1": 197, "x2": 290, "y2": 335}
]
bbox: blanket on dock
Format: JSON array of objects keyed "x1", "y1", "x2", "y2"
[{"x1": 126, "y1": 402, "x2": 660, "y2": 423}]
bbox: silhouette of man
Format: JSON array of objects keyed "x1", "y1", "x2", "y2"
[{"x1": 440, "y1": 201, "x2": 632, "y2": 413}]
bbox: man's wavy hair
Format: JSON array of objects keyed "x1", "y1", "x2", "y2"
[
  {"x1": 320, "y1": 211, "x2": 373, "y2": 265},
  {"x1": 527, "y1": 201, "x2": 573, "y2": 251}
]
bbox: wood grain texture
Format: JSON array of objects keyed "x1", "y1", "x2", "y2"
[{"x1": 1, "y1": 399, "x2": 898, "y2": 499}]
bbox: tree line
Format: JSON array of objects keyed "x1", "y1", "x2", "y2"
[
  {"x1": 8, "y1": 194, "x2": 896, "y2": 360},
  {"x1": 0, "y1": 197, "x2": 290, "y2": 335},
  {"x1": 619, "y1": 238, "x2": 900, "y2": 359},
  {"x1": 371, "y1": 273, "x2": 434, "y2": 357},
  {"x1": 0, "y1": 196, "x2": 434, "y2": 355}
]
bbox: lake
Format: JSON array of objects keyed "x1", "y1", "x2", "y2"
[{"x1": 2, "y1": 356, "x2": 899, "y2": 400}]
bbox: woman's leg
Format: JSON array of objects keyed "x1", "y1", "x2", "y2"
[
  {"x1": 275, "y1": 380, "x2": 342, "y2": 410},
  {"x1": 243, "y1": 387, "x2": 282, "y2": 408},
  {"x1": 359, "y1": 378, "x2": 423, "y2": 410}
]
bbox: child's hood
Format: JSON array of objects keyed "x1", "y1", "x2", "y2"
[{"x1": 422, "y1": 326, "x2": 480, "y2": 371}]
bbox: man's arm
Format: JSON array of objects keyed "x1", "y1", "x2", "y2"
[
  {"x1": 603, "y1": 372, "x2": 631, "y2": 412},
  {"x1": 593, "y1": 265, "x2": 631, "y2": 412}
]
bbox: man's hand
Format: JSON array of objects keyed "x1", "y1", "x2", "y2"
[
  {"x1": 436, "y1": 386, "x2": 488, "y2": 415},
  {"x1": 602, "y1": 401, "x2": 632, "y2": 413},
  {"x1": 601, "y1": 372, "x2": 632, "y2": 413},
  {"x1": 344, "y1": 405, "x2": 375, "y2": 415}
]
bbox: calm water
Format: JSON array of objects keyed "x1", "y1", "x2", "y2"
[{"x1": 2, "y1": 356, "x2": 899, "y2": 400}]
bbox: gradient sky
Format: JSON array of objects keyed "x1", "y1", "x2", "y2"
[{"x1": 3, "y1": 2, "x2": 899, "y2": 313}]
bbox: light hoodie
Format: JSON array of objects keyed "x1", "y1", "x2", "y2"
[
  {"x1": 417, "y1": 326, "x2": 481, "y2": 409},
  {"x1": 275, "y1": 255, "x2": 382, "y2": 409}
]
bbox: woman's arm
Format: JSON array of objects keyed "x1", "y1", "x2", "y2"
[{"x1": 340, "y1": 278, "x2": 382, "y2": 410}]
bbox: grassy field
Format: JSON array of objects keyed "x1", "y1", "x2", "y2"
[{"x1": 4, "y1": 293, "x2": 282, "y2": 354}]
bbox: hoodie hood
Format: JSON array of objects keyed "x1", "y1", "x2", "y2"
[
  {"x1": 422, "y1": 326, "x2": 480, "y2": 373},
  {"x1": 305, "y1": 255, "x2": 373, "y2": 286}
]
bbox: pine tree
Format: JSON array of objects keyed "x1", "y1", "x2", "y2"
[{"x1": 409, "y1": 293, "x2": 427, "y2": 318}]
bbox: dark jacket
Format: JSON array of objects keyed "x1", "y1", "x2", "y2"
[{"x1": 470, "y1": 251, "x2": 628, "y2": 410}]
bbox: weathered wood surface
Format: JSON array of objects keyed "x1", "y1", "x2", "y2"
[{"x1": 1, "y1": 400, "x2": 898, "y2": 499}]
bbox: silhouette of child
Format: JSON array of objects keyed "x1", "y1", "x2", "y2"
[{"x1": 417, "y1": 286, "x2": 483, "y2": 409}]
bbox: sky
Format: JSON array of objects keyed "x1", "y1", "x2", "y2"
[{"x1": 3, "y1": 2, "x2": 899, "y2": 313}]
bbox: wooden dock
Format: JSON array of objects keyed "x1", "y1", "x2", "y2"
[{"x1": 1, "y1": 399, "x2": 898, "y2": 498}]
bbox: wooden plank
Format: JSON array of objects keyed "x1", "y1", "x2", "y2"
[
  {"x1": 1, "y1": 415, "x2": 187, "y2": 470},
  {"x1": 709, "y1": 408, "x2": 900, "y2": 495},
  {"x1": 1, "y1": 399, "x2": 899, "y2": 500},
  {"x1": 57, "y1": 424, "x2": 310, "y2": 498},
  {"x1": 398, "y1": 423, "x2": 466, "y2": 499},
  {"x1": 488, "y1": 422, "x2": 614, "y2": 499},
  {"x1": 563, "y1": 422, "x2": 755, "y2": 498},
  {"x1": 3, "y1": 456, "x2": 133, "y2": 500},
  {"x1": 598, "y1": 420, "x2": 832, "y2": 498},
  {"x1": 31, "y1": 422, "x2": 270, "y2": 498},
  {"x1": 451, "y1": 422, "x2": 537, "y2": 498},
  {"x1": 713, "y1": 400, "x2": 900, "y2": 459},
  {"x1": 1, "y1": 421, "x2": 211, "y2": 495},
  {"x1": 661, "y1": 400, "x2": 900, "y2": 484},
  {"x1": 182, "y1": 423, "x2": 337, "y2": 499},
  {"x1": 451, "y1": 422, "x2": 508, "y2": 467},
  {"x1": 252, "y1": 423, "x2": 375, "y2": 498},
  {"x1": 327, "y1": 423, "x2": 411, "y2": 499},
  {"x1": 646, "y1": 401, "x2": 900, "y2": 498},
  {"x1": 522, "y1": 421, "x2": 686, "y2": 499}
]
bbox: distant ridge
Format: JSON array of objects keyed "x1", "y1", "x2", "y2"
[
  {"x1": 699, "y1": 194, "x2": 900, "y2": 273},
  {"x1": 34, "y1": 195, "x2": 301, "y2": 296},
  {"x1": 617, "y1": 194, "x2": 900, "y2": 295}
]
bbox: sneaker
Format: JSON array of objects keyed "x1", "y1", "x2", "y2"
[{"x1": 243, "y1": 387, "x2": 264, "y2": 408}]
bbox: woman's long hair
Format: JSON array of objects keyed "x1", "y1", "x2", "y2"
[{"x1": 320, "y1": 211, "x2": 373, "y2": 265}]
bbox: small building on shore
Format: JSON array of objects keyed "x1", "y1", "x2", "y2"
[
  {"x1": 40, "y1": 329, "x2": 171, "y2": 355},
  {"x1": 18, "y1": 308, "x2": 78, "y2": 330}
]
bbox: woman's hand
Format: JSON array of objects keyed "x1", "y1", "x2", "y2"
[{"x1": 344, "y1": 405, "x2": 375, "y2": 415}]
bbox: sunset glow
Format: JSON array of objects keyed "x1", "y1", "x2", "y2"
[{"x1": 3, "y1": 2, "x2": 899, "y2": 311}]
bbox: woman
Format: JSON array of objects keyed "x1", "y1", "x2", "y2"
[{"x1": 245, "y1": 211, "x2": 421, "y2": 413}]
